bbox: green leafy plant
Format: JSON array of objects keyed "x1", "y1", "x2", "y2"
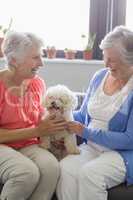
[
  {"x1": 64, "y1": 48, "x2": 77, "y2": 53},
  {"x1": 81, "y1": 32, "x2": 96, "y2": 51},
  {"x1": 64, "y1": 48, "x2": 77, "y2": 59},
  {"x1": 0, "y1": 18, "x2": 13, "y2": 36}
]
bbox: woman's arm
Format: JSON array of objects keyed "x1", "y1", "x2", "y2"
[
  {"x1": 68, "y1": 105, "x2": 133, "y2": 150},
  {"x1": 0, "y1": 115, "x2": 66, "y2": 144},
  {"x1": 0, "y1": 127, "x2": 38, "y2": 143}
]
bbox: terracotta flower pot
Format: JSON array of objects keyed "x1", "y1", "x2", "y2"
[
  {"x1": 0, "y1": 37, "x2": 4, "y2": 57},
  {"x1": 83, "y1": 50, "x2": 93, "y2": 60},
  {"x1": 65, "y1": 51, "x2": 77, "y2": 59},
  {"x1": 46, "y1": 47, "x2": 56, "y2": 59}
]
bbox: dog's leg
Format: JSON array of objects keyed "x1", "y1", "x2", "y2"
[{"x1": 64, "y1": 134, "x2": 80, "y2": 154}]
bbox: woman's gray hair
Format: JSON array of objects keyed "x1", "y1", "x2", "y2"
[
  {"x1": 2, "y1": 31, "x2": 44, "y2": 65},
  {"x1": 99, "y1": 26, "x2": 133, "y2": 65}
]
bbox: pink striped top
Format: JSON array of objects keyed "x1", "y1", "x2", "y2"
[{"x1": 0, "y1": 75, "x2": 46, "y2": 149}]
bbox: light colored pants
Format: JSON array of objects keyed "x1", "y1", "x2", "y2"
[
  {"x1": 0, "y1": 144, "x2": 59, "y2": 200},
  {"x1": 56, "y1": 143, "x2": 126, "y2": 200}
]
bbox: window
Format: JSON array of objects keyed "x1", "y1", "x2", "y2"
[
  {"x1": 126, "y1": 0, "x2": 133, "y2": 30},
  {"x1": 0, "y1": 0, "x2": 90, "y2": 50}
]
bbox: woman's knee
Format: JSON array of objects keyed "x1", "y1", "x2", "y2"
[
  {"x1": 10, "y1": 160, "x2": 40, "y2": 188},
  {"x1": 78, "y1": 165, "x2": 105, "y2": 190},
  {"x1": 0, "y1": 160, "x2": 40, "y2": 200},
  {"x1": 40, "y1": 154, "x2": 60, "y2": 179},
  {"x1": 0, "y1": 148, "x2": 40, "y2": 188},
  {"x1": 59, "y1": 155, "x2": 81, "y2": 177}
]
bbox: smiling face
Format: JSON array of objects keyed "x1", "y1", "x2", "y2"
[
  {"x1": 12, "y1": 45, "x2": 43, "y2": 80},
  {"x1": 103, "y1": 47, "x2": 133, "y2": 80}
]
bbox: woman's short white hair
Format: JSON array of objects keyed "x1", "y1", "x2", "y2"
[
  {"x1": 2, "y1": 31, "x2": 44, "y2": 65},
  {"x1": 99, "y1": 26, "x2": 133, "y2": 65}
]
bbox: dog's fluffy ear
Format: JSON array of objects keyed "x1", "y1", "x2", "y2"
[{"x1": 69, "y1": 92, "x2": 78, "y2": 110}]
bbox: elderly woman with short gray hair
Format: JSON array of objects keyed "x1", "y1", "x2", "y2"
[
  {"x1": 0, "y1": 31, "x2": 66, "y2": 200},
  {"x1": 57, "y1": 26, "x2": 133, "y2": 200}
]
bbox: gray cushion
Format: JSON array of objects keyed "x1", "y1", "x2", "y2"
[{"x1": 108, "y1": 183, "x2": 133, "y2": 200}]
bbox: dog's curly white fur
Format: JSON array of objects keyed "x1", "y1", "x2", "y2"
[{"x1": 40, "y1": 85, "x2": 80, "y2": 159}]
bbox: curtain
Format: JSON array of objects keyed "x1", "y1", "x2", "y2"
[{"x1": 89, "y1": 0, "x2": 127, "y2": 60}]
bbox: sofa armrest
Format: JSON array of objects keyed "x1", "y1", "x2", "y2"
[{"x1": 75, "y1": 92, "x2": 85, "y2": 110}]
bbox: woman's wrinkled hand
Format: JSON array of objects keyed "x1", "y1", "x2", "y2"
[
  {"x1": 66, "y1": 121, "x2": 84, "y2": 136},
  {"x1": 37, "y1": 114, "x2": 67, "y2": 136}
]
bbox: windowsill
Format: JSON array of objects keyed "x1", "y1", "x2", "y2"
[
  {"x1": 44, "y1": 58, "x2": 104, "y2": 65},
  {"x1": 0, "y1": 56, "x2": 103, "y2": 65}
]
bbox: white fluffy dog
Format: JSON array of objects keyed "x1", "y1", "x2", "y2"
[{"x1": 40, "y1": 85, "x2": 80, "y2": 160}]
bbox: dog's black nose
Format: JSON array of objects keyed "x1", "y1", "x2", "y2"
[{"x1": 51, "y1": 101, "x2": 60, "y2": 109}]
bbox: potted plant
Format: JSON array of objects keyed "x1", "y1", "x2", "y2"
[
  {"x1": 0, "y1": 18, "x2": 13, "y2": 57},
  {"x1": 81, "y1": 32, "x2": 96, "y2": 60},
  {"x1": 46, "y1": 46, "x2": 57, "y2": 59},
  {"x1": 64, "y1": 48, "x2": 77, "y2": 59}
]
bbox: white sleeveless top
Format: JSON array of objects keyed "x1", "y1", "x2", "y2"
[{"x1": 87, "y1": 72, "x2": 133, "y2": 152}]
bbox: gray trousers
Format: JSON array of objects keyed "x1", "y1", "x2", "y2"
[{"x1": 0, "y1": 144, "x2": 59, "y2": 200}]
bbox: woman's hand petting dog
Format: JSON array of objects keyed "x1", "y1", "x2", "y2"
[
  {"x1": 37, "y1": 114, "x2": 67, "y2": 136},
  {"x1": 66, "y1": 121, "x2": 85, "y2": 136}
]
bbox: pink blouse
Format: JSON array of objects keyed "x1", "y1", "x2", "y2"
[{"x1": 0, "y1": 76, "x2": 46, "y2": 149}]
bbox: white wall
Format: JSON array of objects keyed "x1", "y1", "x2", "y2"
[
  {"x1": 38, "y1": 59, "x2": 104, "y2": 92},
  {"x1": 0, "y1": 58, "x2": 104, "y2": 92}
]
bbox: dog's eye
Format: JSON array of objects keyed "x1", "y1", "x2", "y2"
[{"x1": 51, "y1": 102, "x2": 55, "y2": 105}]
